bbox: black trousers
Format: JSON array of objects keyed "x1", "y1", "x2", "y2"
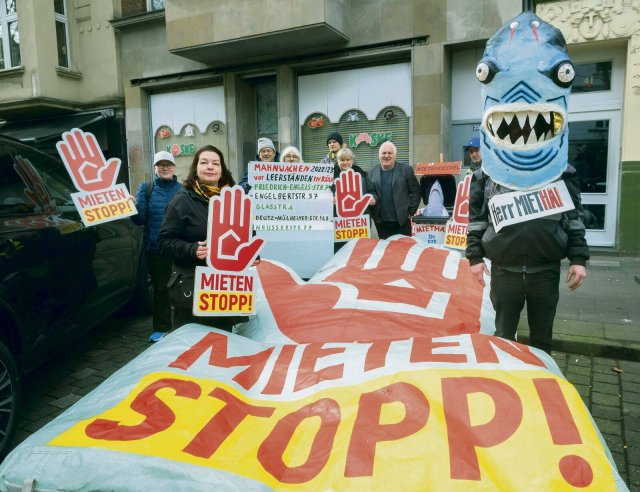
[
  {"x1": 490, "y1": 267, "x2": 560, "y2": 353},
  {"x1": 375, "y1": 220, "x2": 411, "y2": 240},
  {"x1": 147, "y1": 251, "x2": 173, "y2": 332}
]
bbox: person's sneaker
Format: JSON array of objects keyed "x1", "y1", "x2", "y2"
[{"x1": 149, "y1": 331, "x2": 167, "y2": 343}]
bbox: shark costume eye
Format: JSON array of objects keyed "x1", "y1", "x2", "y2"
[
  {"x1": 553, "y1": 61, "x2": 575, "y2": 87},
  {"x1": 476, "y1": 61, "x2": 497, "y2": 84}
]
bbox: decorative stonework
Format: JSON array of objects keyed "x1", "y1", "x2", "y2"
[{"x1": 538, "y1": 0, "x2": 640, "y2": 94}]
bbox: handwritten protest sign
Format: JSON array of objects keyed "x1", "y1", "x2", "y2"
[
  {"x1": 488, "y1": 180, "x2": 575, "y2": 232},
  {"x1": 415, "y1": 161, "x2": 461, "y2": 176},
  {"x1": 412, "y1": 221, "x2": 446, "y2": 244},
  {"x1": 56, "y1": 129, "x2": 137, "y2": 226},
  {"x1": 334, "y1": 169, "x2": 372, "y2": 242},
  {"x1": 193, "y1": 186, "x2": 263, "y2": 316},
  {"x1": 444, "y1": 174, "x2": 471, "y2": 250},
  {"x1": 249, "y1": 161, "x2": 333, "y2": 278}
]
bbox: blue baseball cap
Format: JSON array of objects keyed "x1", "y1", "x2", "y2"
[{"x1": 463, "y1": 136, "x2": 480, "y2": 150}]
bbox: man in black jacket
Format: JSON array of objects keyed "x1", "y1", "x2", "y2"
[
  {"x1": 367, "y1": 141, "x2": 420, "y2": 239},
  {"x1": 465, "y1": 166, "x2": 589, "y2": 353}
]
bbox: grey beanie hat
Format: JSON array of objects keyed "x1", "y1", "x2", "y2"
[{"x1": 257, "y1": 137, "x2": 275, "y2": 153}]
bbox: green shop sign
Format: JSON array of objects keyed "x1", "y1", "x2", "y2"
[
  {"x1": 348, "y1": 131, "x2": 393, "y2": 148},
  {"x1": 166, "y1": 143, "x2": 196, "y2": 157}
]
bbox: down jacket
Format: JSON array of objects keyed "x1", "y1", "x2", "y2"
[
  {"x1": 465, "y1": 165, "x2": 589, "y2": 271},
  {"x1": 131, "y1": 175, "x2": 182, "y2": 253}
]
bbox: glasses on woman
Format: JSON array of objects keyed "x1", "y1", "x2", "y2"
[{"x1": 283, "y1": 153, "x2": 300, "y2": 163}]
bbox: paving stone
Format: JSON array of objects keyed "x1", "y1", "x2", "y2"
[
  {"x1": 629, "y1": 465, "x2": 640, "y2": 487},
  {"x1": 623, "y1": 381, "x2": 640, "y2": 394},
  {"x1": 594, "y1": 418, "x2": 622, "y2": 436},
  {"x1": 565, "y1": 373, "x2": 591, "y2": 386},
  {"x1": 594, "y1": 373, "x2": 620, "y2": 385},
  {"x1": 592, "y1": 392, "x2": 622, "y2": 407},
  {"x1": 590, "y1": 404, "x2": 621, "y2": 421},
  {"x1": 565, "y1": 365, "x2": 591, "y2": 376},
  {"x1": 620, "y1": 360, "x2": 640, "y2": 374},
  {"x1": 605, "y1": 324, "x2": 640, "y2": 343},
  {"x1": 603, "y1": 433, "x2": 625, "y2": 452},
  {"x1": 622, "y1": 373, "x2": 640, "y2": 384},
  {"x1": 591, "y1": 381, "x2": 621, "y2": 396},
  {"x1": 624, "y1": 402, "x2": 640, "y2": 418},
  {"x1": 629, "y1": 446, "x2": 640, "y2": 466},
  {"x1": 626, "y1": 430, "x2": 640, "y2": 446},
  {"x1": 624, "y1": 392, "x2": 640, "y2": 405},
  {"x1": 49, "y1": 394, "x2": 83, "y2": 409},
  {"x1": 572, "y1": 384, "x2": 590, "y2": 398},
  {"x1": 69, "y1": 367, "x2": 98, "y2": 380}
]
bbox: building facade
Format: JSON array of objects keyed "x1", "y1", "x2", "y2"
[
  {"x1": 113, "y1": 0, "x2": 638, "y2": 254},
  {"x1": 0, "y1": 0, "x2": 129, "y2": 166}
]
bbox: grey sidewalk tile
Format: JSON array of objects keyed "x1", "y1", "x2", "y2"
[
  {"x1": 566, "y1": 365, "x2": 591, "y2": 376},
  {"x1": 554, "y1": 320, "x2": 605, "y2": 337},
  {"x1": 592, "y1": 381, "x2": 621, "y2": 395},
  {"x1": 626, "y1": 430, "x2": 640, "y2": 446},
  {"x1": 565, "y1": 373, "x2": 591, "y2": 386},
  {"x1": 620, "y1": 361, "x2": 640, "y2": 374},
  {"x1": 592, "y1": 392, "x2": 622, "y2": 407},
  {"x1": 624, "y1": 402, "x2": 640, "y2": 418},
  {"x1": 630, "y1": 466, "x2": 640, "y2": 488},
  {"x1": 595, "y1": 418, "x2": 622, "y2": 435},
  {"x1": 603, "y1": 433, "x2": 625, "y2": 451},
  {"x1": 580, "y1": 309, "x2": 631, "y2": 323},
  {"x1": 624, "y1": 392, "x2": 640, "y2": 405},
  {"x1": 572, "y1": 384, "x2": 590, "y2": 398},
  {"x1": 594, "y1": 373, "x2": 620, "y2": 385},
  {"x1": 590, "y1": 404, "x2": 621, "y2": 421},
  {"x1": 50, "y1": 393, "x2": 83, "y2": 409},
  {"x1": 624, "y1": 374, "x2": 640, "y2": 384},
  {"x1": 605, "y1": 324, "x2": 640, "y2": 343},
  {"x1": 623, "y1": 382, "x2": 640, "y2": 394}
]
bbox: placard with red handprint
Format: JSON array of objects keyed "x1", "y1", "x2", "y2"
[
  {"x1": 444, "y1": 174, "x2": 471, "y2": 250},
  {"x1": 56, "y1": 128, "x2": 137, "y2": 226},
  {"x1": 334, "y1": 169, "x2": 372, "y2": 242},
  {"x1": 193, "y1": 186, "x2": 264, "y2": 317}
]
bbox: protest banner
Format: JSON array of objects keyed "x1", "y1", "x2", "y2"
[
  {"x1": 412, "y1": 221, "x2": 446, "y2": 245},
  {"x1": 488, "y1": 180, "x2": 575, "y2": 232},
  {"x1": 415, "y1": 161, "x2": 461, "y2": 176},
  {"x1": 1, "y1": 329, "x2": 627, "y2": 490},
  {"x1": 193, "y1": 186, "x2": 263, "y2": 317},
  {"x1": 56, "y1": 129, "x2": 137, "y2": 226},
  {"x1": 334, "y1": 169, "x2": 372, "y2": 242},
  {"x1": 444, "y1": 174, "x2": 471, "y2": 250},
  {"x1": 249, "y1": 161, "x2": 333, "y2": 278}
]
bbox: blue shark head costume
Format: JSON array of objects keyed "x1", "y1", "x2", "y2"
[{"x1": 478, "y1": 12, "x2": 574, "y2": 190}]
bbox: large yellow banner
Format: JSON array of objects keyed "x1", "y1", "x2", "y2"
[{"x1": 51, "y1": 368, "x2": 616, "y2": 491}]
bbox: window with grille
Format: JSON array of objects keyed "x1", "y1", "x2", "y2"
[{"x1": 0, "y1": 0, "x2": 20, "y2": 69}]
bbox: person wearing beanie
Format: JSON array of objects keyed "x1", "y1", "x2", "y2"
[
  {"x1": 239, "y1": 137, "x2": 281, "y2": 193},
  {"x1": 320, "y1": 131, "x2": 344, "y2": 165}
]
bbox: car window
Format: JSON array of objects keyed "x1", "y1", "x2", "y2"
[{"x1": 0, "y1": 142, "x2": 77, "y2": 215}]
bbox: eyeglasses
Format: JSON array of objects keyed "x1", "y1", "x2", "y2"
[
  {"x1": 156, "y1": 162, "x2": 175, "y2": 168},
  {"x1": 283, "y1": 154, "x2": 300, "y2": 162}
]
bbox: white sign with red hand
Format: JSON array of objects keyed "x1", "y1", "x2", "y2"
[
  {"x1": 334, "y1": 169, "x2": 372, "y2": 242},
  {"x1": 56, "y1": 128, "x2": 137, "y2": 226},
  {"x1": 194, "y1": 186, "x2": 264, "y2": 317},
  {"x1": 444, "y1": 174, "x2": 471, "y2": 250}
]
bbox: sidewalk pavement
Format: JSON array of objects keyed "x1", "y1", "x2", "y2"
[{"x1": 517, "y1": 255, "x2": 640, "y2": 360}]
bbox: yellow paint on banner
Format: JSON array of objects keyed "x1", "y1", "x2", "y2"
[
  {"x1": 445, "y1": 233, "x2": 467, "y2": 249},
  {"x1": 335, "y1": 227, "x2": 369, "y2": 241},
  {"x1": 81, "y1": 199, "x2": 134, "y2": 224},
  {"x1": 49, "y1": 370, "x2": 617, "y2": 491},
  {"x1": 196, "y1": 291, "x2": 254, "y2": 313}
]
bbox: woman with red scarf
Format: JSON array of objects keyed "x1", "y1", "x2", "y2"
[{"x1": 158, "y1": 145, "x2": 237, "y2": 331}]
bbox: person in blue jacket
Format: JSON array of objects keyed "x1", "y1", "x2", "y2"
[{"x1": 131, "y1": 151, "x2": 182, "y2": 342}]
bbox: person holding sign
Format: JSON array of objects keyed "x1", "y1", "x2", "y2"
[
  {"x1": 367, "y1": 141, "x2": 420, "y2": 239},
  {"x1": 239, "y1": 137, "x2": 280, "y2": 193},
  {"x1": 158, "y1": 145, "x2": 238, "y2": 331}
]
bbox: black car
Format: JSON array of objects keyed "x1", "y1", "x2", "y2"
[{"x1": 0, "y1": 135, "x2": 149, "y2": 458}]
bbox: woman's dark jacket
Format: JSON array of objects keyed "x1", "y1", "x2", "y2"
[
  {"x1": 131, "y1": 175, "x2": 182, "y2": 253},
  {"x1": 465, "y1": 165, "x2": 589, "y2": 271},
  {"x1": 157, "y1": 188, "x2": 209, "y2": 270}
]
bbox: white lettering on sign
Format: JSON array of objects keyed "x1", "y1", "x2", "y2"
[{"x1": 488, "y1": 181, "x2": 575, "y2": 232}]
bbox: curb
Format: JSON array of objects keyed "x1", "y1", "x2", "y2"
[{"x1": 519, "y1": 334, "x2": 640, "y2": 360}]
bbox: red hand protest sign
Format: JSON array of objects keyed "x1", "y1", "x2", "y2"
[
  {"x1": 452, "y1": 174, "x2": 471, "y2": 224},
  {"x1": 335, "y1": 169, "x2": 372, "y2": 218},
  {"x1": 207, "y1": 186, "x2": 264, "y2": 272},
  {"x1": 56, "y1": 129, "x2": 120, "y2": 192}
]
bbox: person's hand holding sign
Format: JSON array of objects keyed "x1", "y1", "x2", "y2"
[
  {"x1": 335, "y1": 169, "x2": 373, "y2": 218},
  {"x1": 208, "y1": 186, "x2": 264, "y2": 272},
  {"x1": 56, "y1": 129, "x2": 120, "y2": 192},
  {"x1": 452, "y1": 174, "x2": 471, "y2": 224}
]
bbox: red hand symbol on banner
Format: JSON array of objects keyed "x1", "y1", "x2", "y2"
[
  {"x1": 335, "y1": 169, "x2": 373, "y2": 218},
  {"x1": 257, "y1": 237, "x2": 483, "y2": 343},
  {"x1": 208, "y1": 186, "x2": 264, "y2": 271},
  {"x1": 452, "y1": 174, "x2": 471, "y2": 224},
  {"x1": 56, "y1": 129, "x2": 120, "y2": 192}
]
